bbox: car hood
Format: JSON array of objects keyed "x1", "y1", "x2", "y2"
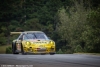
[{"x1": 24, "y1": 39, "x2": 51, "y2": 44}]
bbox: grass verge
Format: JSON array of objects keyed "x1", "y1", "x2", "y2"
[
  {"x1": 74, "y1": 53, "x2": 100, "y2": 56},
  {"x1": 0, "y1": 45, "x2": 11, "y2": 54}
]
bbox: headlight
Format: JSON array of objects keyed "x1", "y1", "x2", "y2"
[
  {"x1": 26, "y1": 41, "x2": 31, "y2": 45},
  {"x1": 50, "y1": 41, "x2": 53, "y2": 44},
  {"x1": 49, "y1": 41, "x2": 55, "y2": 45}
]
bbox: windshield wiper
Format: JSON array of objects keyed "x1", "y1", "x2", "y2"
[{"x1": 32, "y1": 33, "x2": 37, "y2": 39}]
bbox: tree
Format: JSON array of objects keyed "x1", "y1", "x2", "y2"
[
  {"x1": 81, "y1": 8, "x2": 100, "y2": 53},
  {"x1": 0, "y1": 0, "x2": 24, "y2": 45},
  {"x1": 56, "y1": 0, "x2": 91, "y2": 53}
]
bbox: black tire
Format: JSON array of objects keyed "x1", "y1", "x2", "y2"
[
  {"x1": 41, "y1": 53, "x2": 46, "y2": 55},
  {"x1": 50, "y1": 53, "x2": 55, "y2": 55},
  {"x1": 12, "y1": 42, "x2": 19, "y2": 54},
  {"x1": 21, "y1": 44, "x2": 26, "y2": 55}
]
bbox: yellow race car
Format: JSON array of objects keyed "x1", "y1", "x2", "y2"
[{"x1": 11, "y1": 31, "x2": 56, "y2": 55}]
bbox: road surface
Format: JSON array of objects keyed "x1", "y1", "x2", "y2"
[{"x1": 0, "y1": 54, "x2": 100, "y2": 67}]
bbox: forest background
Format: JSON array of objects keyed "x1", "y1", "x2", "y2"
[{"x1": 0, "y1": 0, "x2": 100, "y2": 53}]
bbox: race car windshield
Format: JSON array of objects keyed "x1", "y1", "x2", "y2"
[{"x1": 23, "y1": 33, "x2": 49, "y2": 40}]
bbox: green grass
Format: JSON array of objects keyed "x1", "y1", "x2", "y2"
[
  {"x1": 0, "y1": 45, "x2": 12, "y2": 54},
  {"x1": 74, "y1": 53, "x2": 100, "y2": 56}
]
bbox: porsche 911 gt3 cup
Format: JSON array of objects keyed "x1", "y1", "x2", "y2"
[{"x1": 11, "y1": 31, "x2": 55, "y2": 55}]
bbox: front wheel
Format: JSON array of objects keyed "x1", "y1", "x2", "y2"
[
  {"x1": 50, "y1": 53, "x2": 55, "y2": 55},
  {"x1": 12, "y1": 42, "x2": 19, "y2": 54},
  {"x1": 21, "y1": 44, "x2": 26, "y2": 55},
  {"x1": 41, "y1": 53, "x2": 46, "y2": 55}
]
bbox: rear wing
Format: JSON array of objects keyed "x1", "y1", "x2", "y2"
[{"x1": 10, "y1": 32, "x2": 22, "y2": 35}]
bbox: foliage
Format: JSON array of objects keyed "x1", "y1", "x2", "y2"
[
  {"x1": 6, "y1": 46, "x2": 12, "y2": 54},
  {"x1": 81, "y1": 8, "x2": 100, "y2": 53},
  {"x1": 56, "y1": 0, "x2": 90, "y2": 53},
  {"x1": 74, "y1": 45, "x2": 83, "y2": 53},
  {"x1": 56, "y1": 49, "x2": 64, "y2": 54}
]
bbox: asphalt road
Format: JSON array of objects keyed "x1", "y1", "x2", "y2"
[{"x1": 0, "y1": 54, "x2": 100, "y2": 67}]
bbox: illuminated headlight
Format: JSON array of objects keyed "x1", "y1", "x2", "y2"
[
  {"x1": 26, "y1": 41, "x2": 31, "y2": 45},
  {"x1": 50, "y1": 41, "x2": 53, "y2": 44},
  {"x1": 49, "y1": 41, "x2": 55, "y2": 45}
]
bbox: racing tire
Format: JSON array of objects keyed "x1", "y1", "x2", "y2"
[
  {"x1": 50, "y1": 53, "x2": 55, "y2": 55},
  {"x1": 21, "y1": 44, "x2": 27, "y2": 55},
  {"x1": 41, "y1": 53, "x2": 46, "y2": 55},
  {"x1": 12, "y1": 42, "x2": 19, "y2": 54}
]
